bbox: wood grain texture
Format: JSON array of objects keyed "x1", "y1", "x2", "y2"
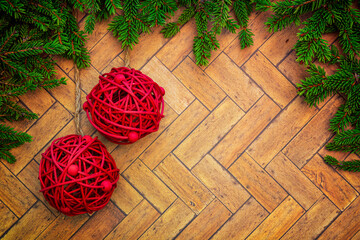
[
  {"x1": 140, "y1": 199, "x2": 195, "y2": 240},
  {"x1": 141, "y1": 100, "x2": 209, "y2": 170},
  {"x1": 212, "y1": 198, "x2": 268, "y2": 240},
  {"x1": 247, "y1": 96, "x2": 318, "y2": 167},
  {"x1": 302, "y1": 154, "x2": 358, "y2": 211},
  {"x1": 154, "y1": 154, "x2": 214, "y2": 214},
  {"x1": 282, "y1": 195, "x2": 340, "y2": 240},
  {"x1": 242, "y1": 51, "x2": 297, "y2": 108},
  {"x1": 211, "y1": 95, "x2": 280, "y2": 168},
  {"x1": 123, "y1": 159, "x2": 177, "y2": 213},
  {"x1": 105, "y1": 200, "x2": 159, "y2": 240},
  {"x1": 173, "y1": 57, "x2": 226, "y2": 110},
  {"x1": 247, "y1": 196, "x2": 305, "y2": 240},
  {"x1": 192, "y1": 155, "x2": 250, "y2": 213},
  {"x1": 0, "y1": 201, "x2": 17, "y2": 236},
  {"x1": 266, "y1": 153, "x2": 323, "y2": 210},
  {"x1": 229, "y1": 153, "x2": 287, "y2": 212},
  {"x1": 142, "y1": 57, "x2": 195, "y2": 114},
  {"x1": 205, "y1": 53, "x2": 263, "y2": 111},
  {"x1": 176, "y1": 199, "x2": 231, "y2": 240},
  {"x1": 174, "y1": 97, "x2": 244, "y2": 168},
  {"x1": 2, "y1": 201, "x2": 55, "y2": 240},
  {"x1": 70, "y1": 202, "x2": 125, "y2": 240}
]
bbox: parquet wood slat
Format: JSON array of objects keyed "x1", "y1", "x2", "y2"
[
  {"x1": 247, "y1": 196, "x2": 305, "y2": 240},
  {"x1": 70, "y1": 201, "x2": 125, "y2": 240},
  {"x1": 336, "y1": 154, "x2": 360, "y2": 192},
  {"x1": 142, "y1": 56, "x2": 195, "y2": 114},
  {"x1": 229, "y1": 153, "x2": 288, "y2": 212},
  {"x1": 192, "y1": 155, "x2": 250, "y2": 213},
  {"x1": 173, "y1": 57, "x2": 226, "y2": 110},
  {"x1": 266, "y1": 153, "x2": 323, "y2": 210},
  {"x1": 0, "y1": 201, "x2": 18, "y2": 237},
  {"x1": 104, "y1": 200, "x2": 159, "y2": 240},
  {"x1": 211, "y1": 95, "x2": 280, "y2": 168},
  {"x1": 247, "y1": 96, "x2": 318, "y2": 167},
  {"x1": 0, "y1": 163, "x2": 37, "y2": 217},
  {"x1": 1, "y1": 201, "x2": 55, "y2": 240},
  {"x1": 176, "y1": 199, "x2": 232, "y2": 240},
  {"x1": 302, "y1": 154, "x2": 359, "y2": 211},
  {"x1": 212, "y1": 198, "x2": 268, "y2": 240},
  {"x1": 242, "y1": 51, "x2": 297, "y2": 109},
  {"x1": 154, "y1": 154, "x2": 214, "y2": 214},
  {"x1": 141, "y1": 100, "x2": 209, "y2": 170},
  {"x1": 174, "y1": 97, "x2": 244, "y2": 168},
  {"x1": 139, "y1": 199, "x2": 195, "y2": 240},
  {"x1": 122, "y1": 159, "x2": 177, "y2": 213},
  {"x1": 205, "y1": 53, "x2": 264, "y2": 111}
]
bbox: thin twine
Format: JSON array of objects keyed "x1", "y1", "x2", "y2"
[{"x1": 74, "y1": 46, "x2": 131, "y2": 135}]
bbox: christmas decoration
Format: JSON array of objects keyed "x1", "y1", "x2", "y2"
[
  {"x1": 0, "y1": 0, "x2": 91, "y2": 163},
  {"x1": 257, "y1": 0, "x2": 360, "y2": 171},
  {"x1": 83, "y1": 66, "x2": 165, "y2": 144},
  {"x1": 39, "y1": 134, "x2": 119, "y2": 216}
]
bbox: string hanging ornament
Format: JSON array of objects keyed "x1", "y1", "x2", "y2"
[
  {"x1": 83, "y1": 48, "x2": 166, "y2": 144},
  {"x1": 39, "y1": 57, "x2": 120, "y2": 216}
]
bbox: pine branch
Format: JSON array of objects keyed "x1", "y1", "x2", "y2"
[{"x1": 324, "y1": 155, "x2": 360, "y2": 172}]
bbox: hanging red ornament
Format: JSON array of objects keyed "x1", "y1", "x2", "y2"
[
  {"x1": 39, "y1": 134, "x2": 119, "y2": 216},
  {"x1": 83, "y1": 67, "x2": 165, "y2": 144}
]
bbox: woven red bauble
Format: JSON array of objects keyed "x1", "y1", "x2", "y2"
[
  {"x1": 83, "y1": 67, "x2": 165, "y2": 144},
  {"x1": 39, "y1": 135, "x2": 119, "y2": 216}
]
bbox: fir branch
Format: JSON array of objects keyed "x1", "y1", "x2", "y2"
[{"x1": 324, "y1": 155, "x2": 360, "y2": 172}]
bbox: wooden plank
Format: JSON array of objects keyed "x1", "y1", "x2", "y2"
[
  {"x1": 318, "y1": 136, "x2": 350, "y2": 162},
  {"x1": 242, "y1": 51, "x2": 297, "y2": 108},
  {"x1": 52, "y1": 55, "x2": 74, "y2": 73},
  {"x1": 212, "y1": 198, "x2": 268, "y2": 240},
  {"x1": 247, "y1": 96, "x2": 318, "y2": 167},
  {"x1": 111, "y1": 175, "x2": 143, "y2": 214},
  {"x1": 283, "y1": 95, "x2": 343, "y2": 168},
  {"x1": 0, "y1": 163, "x2": 37, "y2": 217},
  {"x1": 247, "y1": 196, "x2": 305, "y2": 240},
  {"x1": 225, "y1": 11, "x2": 272, "y2": 66},
  {"x1": 37, "y1": 214, "x2": 88, "y2": 240},
  {"x1": 173, "y1": 57, "x2": 226, "y2": 110},
  {"x1": 278, "y1": 51, "x2": 308, "y2": 85},
  {"x1": 205, "y1": 53, "x2": 263, "y2": 111},
  {"x1": 70, "y1": 201, "x2": 125, "y2": 240},
  {"x1": 260, "y1": 23, "x2": 300, "y2": 65},
  {"x1": 156, "y1": 19, "x2": 197, "y2": 71},
  {"x1": 17, "y1": 160, "x2": 59, "y2": 215},
  {"x1": 318, "y1": 196, "x2": 360, "y2": 240},
  {"x1": 139, "y1": 199, "x2": 195, "y2": 240},
  {"x1": 90, "y1": 32, "x2": 123, "y2": 72},
  {"x1": 7, "y1": 102, "x2": 72, "y2": 174},
  {"x1": 336, "y1": 154, "x2": 360, "y2": 192},
  {"x1": 101, "y1": 56, "x2": 124, "y2": 75},
  {"x1": 140, "y1": 100, "x2": 209, "y2": 170},
  {"x1": 174, "y1": 98, "x2": 244, "y2": 168},
  {"x1": 142, "y1": 56, "x2": 195, "y2": 114},
  {"x1": 302, "y1": 154, "x2": 358, "y2": 211},
  {"x1": 105, "y1": 200, "x2": 160, "y2": 240},
  {"x1": 19, "y1": 88, "x2": 55, "y2": 116},
  {"x1": 229, "y1": 153, "x2": 287, "y2": 212},
  {"x1": 111, "y1": 102, "x2": 177, "y2": 173},
  {"x1": 211, "y1": 95, "x2": 280, "y2": 168},
  {"x1": 192, "y1": 155, "x2": 250, "y2": 213},
  {"x1": 266, "y1": 153, "x2": 323, "y2": 210},
  {"x1": 2, "y1": 201, "x2": 55, "y2": 240},
  {"x1": 282, "y1": 195, "x2": 340, "y2": 240},
  {"x1": 123, "y1": 159, "x2": 177, "y2": 213},
  {"x1": 0, "y1": 201, "x2": 17, "y2": 236},
  {"x1": 177, "y1": 199, "x2": 231, "y2": 240},
  {"x1": 154, "y1": 154, "x2": 214, "y2": 214}
]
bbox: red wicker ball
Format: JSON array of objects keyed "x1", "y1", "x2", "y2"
[
  {"x1": 39, "y1": 135, "x2": 119, "y2": 216},
  {"x1": 83, "y1": 67, "x2": 165, "y2": 144}
]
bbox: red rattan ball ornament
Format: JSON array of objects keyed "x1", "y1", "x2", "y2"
[
  {"x1": 83, "y1": 67, "x2": 165, "y2": 144},
  {"x1": 39, "y1": 135, "x2": 119, "y2": 216}
]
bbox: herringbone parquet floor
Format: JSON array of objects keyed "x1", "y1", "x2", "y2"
[{"x1": 1, "y1": 9, "x2": 360, "y2": 240}]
